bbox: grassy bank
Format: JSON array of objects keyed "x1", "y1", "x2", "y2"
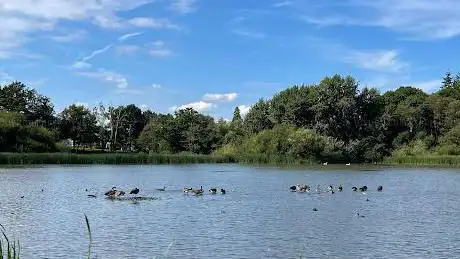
[{"x1": 0, "y1": 152, "x2": 236, "y2": 165}]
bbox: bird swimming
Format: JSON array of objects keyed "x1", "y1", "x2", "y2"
[
  {"x1": 104, "y1": 187, "x2": 117, "y2": 196},
  {"x1": 377, "y1": 185, "x2": 383, "y2": 192},
  {"x1": 352, "y1": 186, "x2": 358, "y2": 192},
  {"x1": 156, "y1": 186, "x2": 166, "y2": 191},
  {"x1": 220, "y1": 188, "x2": 226, "y2": 194},
  {"x1": 129, "y1": 188, "x2": 139, "y2": 195},
  {"x1": 209, "y1": 188, "x2": 217, "y2": 194},
  {"x1": 338, "y1": 185, "x2": 343, "y2": 192},
  {"x1": 357, "y1": 213, "x2": 365, "y2": 218}
]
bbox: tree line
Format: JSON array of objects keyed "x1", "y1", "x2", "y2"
[{"x1": 1, "y1": 72, "x2": 460, "y2": 163}]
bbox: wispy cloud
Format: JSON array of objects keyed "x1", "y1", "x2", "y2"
[
  {"x1": 78, "y1": 69, "x2": 129, "y2": 89},
  {"x1": 170, "y1": 101, "x2": 216, "y2": 112},
  {"x1": 50, "y1": 30, "x2": 86, "y2": 42},
  {"x1": 148, "y1": 41, "x2": 173, "y2": 57},
  {"x1": 72, "y1": 44, "x2": 113, "y2": 69},
  {"x1": 231, "y1": 29, "x2": 266, "y2": 39},
  {"x1": 152, "y1": 83, "x2": 162, "y2": 89},
  {"x1": 115, "y1": 88, "x2": 144, "y2": 95},
  {"x1": 118, "y1": 32, "x2": 143, "y2": 42},
  {"x1": 128, "y1": 17, "x2": 180, "y2": 29},
  {"x1": 343, "y1": 49, "x2": 408, "y2": 73},
  {"x1": 170, "y1": 0, "x2": 198, "y2": 14},
  {"x1": 203, "y1": 93, "x2": 238, "y2": 102},
  {"x1": 410, "y1": 79, "x2": 442, "y2": 93},
  {"x1": 272, "y1": 1, "x2": 293, "y2": 8},
  {"x1": 301, "y1": 0, "x2": 460, "y2": 40},
  {"x1": 115, "y1": 45, "x2": 140, "y2": 55}
]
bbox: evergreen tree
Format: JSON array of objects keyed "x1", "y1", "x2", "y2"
[{"x1": 442, "y1": 71, "x2": 454, "y2": 89}]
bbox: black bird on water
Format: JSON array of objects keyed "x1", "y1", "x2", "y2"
[
  {"x1": 352, "y1": 186, "x2": 358, "y2": 192},
  {"x1": 130, "y1": 188, "x2": 140, "y2": 195},
  {"x1": 209, "y1": 188, "x2": 217, "y2": 194},
  {"x1": 220, "y1": 188, "x2": 226, "y2": 194},
  {"x1": 313, "y1": 208, "x2": 318, "y2": 211},
  {"x1": 377, "y1": 185, "x2": 383, "y2": 192}
]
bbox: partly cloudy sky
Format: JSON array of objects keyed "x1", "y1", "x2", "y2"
[{"x1": 1, "y1": 0, "x2": 459, "y2": 119}]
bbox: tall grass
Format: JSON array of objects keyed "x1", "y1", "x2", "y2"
[
  {"x1": 0, "y1": 152, "x2": 236, "y2": 165},
  {"x1": 0, "y1": 224, "x2": 19, "y2": 259},
  {"x1": 384, "y1": 155, "x2": 460, "y2": 167}
]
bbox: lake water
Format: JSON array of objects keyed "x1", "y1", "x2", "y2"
[{"x1": 0, "y1": 164, "x2": 459, "y2": 259}]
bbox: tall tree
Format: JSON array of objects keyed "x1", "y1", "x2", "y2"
[{"x1": 59, "y1": 104, "x2": 98, "y2": 147}]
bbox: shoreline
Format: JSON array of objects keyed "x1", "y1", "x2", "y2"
[{"x1": 1, "y1": 152, "x2": 460, "y2": 169}]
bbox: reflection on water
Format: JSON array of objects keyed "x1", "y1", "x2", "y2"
[{"x1": 0, "y1": 165, "x2": 459, "y2": 258}]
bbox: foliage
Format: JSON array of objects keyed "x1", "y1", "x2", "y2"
[{"x1": 3, "y1": 71, "x2": 460, "y2": 164}]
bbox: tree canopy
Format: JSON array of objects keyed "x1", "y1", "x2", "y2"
[{"x1": 2, "y1": 71, "x2": 460, "y2": 163}]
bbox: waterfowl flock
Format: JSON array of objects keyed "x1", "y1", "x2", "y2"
[{"x1": 289, "y1": 183, "x2": 384, "y2": 217}]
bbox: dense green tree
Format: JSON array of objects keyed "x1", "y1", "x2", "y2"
[
  {"x1": 59, "y1": 104, "x2": 98, "y2": 147},
  {"x1": 244, "y1": 99, "x2": 273, "y2": 134}
]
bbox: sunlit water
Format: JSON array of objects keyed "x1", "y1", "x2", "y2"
[{"x1": 0, "y1": 164, "x2": 459, "y2": 258}]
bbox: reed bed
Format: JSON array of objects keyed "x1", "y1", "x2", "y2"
[
  {"x1": 0, "y1": 224, "x2": 20, "y2": 259},
  {"x1": 384, "y1": 155, "x2": 460, "y2": 167},
  {"x1": 0, "y1": 152, "x2": 236, "y2": 165}
]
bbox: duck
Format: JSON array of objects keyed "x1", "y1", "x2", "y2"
[
  {"x1": 357, "y1": 213, "x2": 365, "y2": 218},
  {"x1": 220, "y1": 188, "x2": 226, "y2": 194},
  {"x1": 338, "y1": 185, "x2": 343, "y2": 192},
  {"x1": 156, "y1": 186, "x2": 166, "y2": 191},
  {"x1": 359, "y1": 186, "x2": 368, "y2": 192},
  {"x1": 209, "y1": 188, "x2": 217, "y2": 194},
  {"x1": 289, "y1": 185, "x2": 297, "y2": 191},
  {"x1": 327, "y1": 185, "x2": 333, "y2": 192},
  {"x1": 104, "y1": 187, "x2": 117, "y2": 196},
  {"x1": 352, "y1": 186, "x2": 358, "y2": 192},
  {"x1": 377, "y1": 185, "x2": 383, "y2": 192},
  {"x1": 313, "y1": 208, "x2": 318, "y2": 211},
  {"x1": 129, "y1": 188, "x2": 140, "y2": 195}
]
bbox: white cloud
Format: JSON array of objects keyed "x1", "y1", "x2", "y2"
[
  {"x1": 170, "y1": 101, "x2": 216, "y2": 112},
  {"x1": 231, "y1": 29, "x2": 266, "y2": 39},
  {"x1": 152, "y1": 83, "x2": 162, "y2": 89},
  {"x1": 139, "y1": 104, "x2": 150, "y2": 111},
  {"x1": 73, "y1": 44, "x2": 113, "y2": 69},
  {"x1": 343, "y1": 49, "x2": 408, "y2": 73},
  {"x1": 170, "y1": 0, "x2": 197, "y2": 14},
  {"x1": 115, "y1": 88, "x2": 143, "y2": 95},
  {"x1": 148, "y1": 41, "x2": 173, "y2": 57},
  {"x1": 301, "y1": 0, "x2": 460, "y2": 40},
  {"x1": 128, "y1": 17, "x2": 180, "y2": 29},
  {"x1": 0, "y1": 71, "x2": 14, "y2": 84},
  {"x1": 78, "y1": 69, "x2": 129, "y2": 89},
  {"x1": 115, "y1": 45, "x2": 140, "y2": 55},
  {"x1": 203, "y1": 93, "x2": 238, "y2": 102},
  {"x1": 118, "y1": 32, "x2": 143, "y2": 42},
  {"x1": 50, "y1": 29, "x2": 86, "y2": 42},
  {"x1": 0, "y1": 0, "x2": 179, "y2": 56},
  {"x1": 410, "y1": 79, "x2": 442, "y2": 93},
  {"x1": 238, "y1": 105, "x2": 251, "y2": 117},
  {"x1": 272, "y1": 1, "x2": 292, "y2": 8}
]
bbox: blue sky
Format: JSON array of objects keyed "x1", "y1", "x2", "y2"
[{"x1": 1, "y1": 0, "x2": 460, "y2": 120}]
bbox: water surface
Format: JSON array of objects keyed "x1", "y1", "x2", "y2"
[{"x1": 0, "y1": 165, "x2": 459, "y2": 258}]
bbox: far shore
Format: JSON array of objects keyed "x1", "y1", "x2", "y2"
[{"x1": 1, "y1": 152, "x2": 460, "y2": 169}]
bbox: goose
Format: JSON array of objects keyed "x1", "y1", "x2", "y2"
[
  {"x1": 346, "y1": 163, "x2": 351, "y2": 166},
  {"x1": 220, "y1": 188, "x2": 226, "y2": 194},
  {"x1": 129, "y1": 188, "x2": 140, "y2": 195},
  {"x1": 352, "y1": 186, "x2": 358, "y2": 192},
  {"x1": 191, "y1": 186, "x2": 204, "y2": 195},
  {"x1": 209, "y1": 188, "x2": 217, "y2": 194},
  {"x1": 156, "y1": 186, "x2": 166, "y2": 191},
  {"x1": 183, "y1": 187, "x2": 193, "y2": 193},
  {"x1": 377, "y1": 185, "x2": 383, "y2": 192},
  {"x1": 289, "y1": 185, "x2": 297, "y2": 191},
  {"x1": 114, "y1": 190, "x2": 125, "y2": 197},
  {"x1": 359, "y1": 186, "x2": 368, "y2": 192},
  {"x1": 104, "y1": 187, "x2": 117, "y2": 196}
]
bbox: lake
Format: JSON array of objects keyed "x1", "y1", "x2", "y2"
[{"x1": 0, "y1": 164, "x2": 459, "y2": 258}]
